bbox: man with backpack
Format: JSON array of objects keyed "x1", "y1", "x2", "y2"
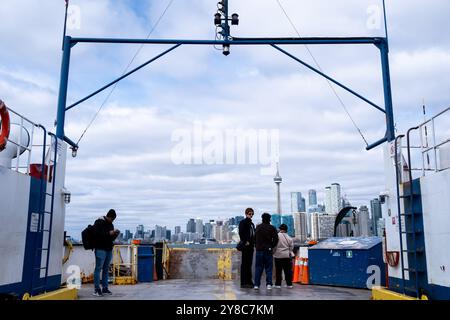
[{"x1": 92, "y1": 209, "x2": 120, "y2": 297}]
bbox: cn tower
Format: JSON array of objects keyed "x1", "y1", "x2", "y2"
[{"x1": 274, "y1": 162, "x2": 282, "y2": 214}]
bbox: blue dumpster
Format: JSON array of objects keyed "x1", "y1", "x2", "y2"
[
  {"x1": 308, "y1": 237, "x2": 386, "y2": 289},
  {"x1": 137, "y1": 246, "x2": 154, "y2": 282}
]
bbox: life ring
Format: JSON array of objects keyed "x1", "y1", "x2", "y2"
[{"x1": 0, "y1": 100, "x2": 11, "y2": 151}]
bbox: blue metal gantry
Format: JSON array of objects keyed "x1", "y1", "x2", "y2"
[{"x1": 56, "y1": 0, "x2": 395, "y2": 153}]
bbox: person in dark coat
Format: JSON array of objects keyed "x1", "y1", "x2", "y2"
[
  {"x1": 238, "y1": 208, "x2": 256, "y2": 288},
  {"x1": 92, "y1": 209, "x2": 120, "y2": 296},
  {"x1": 254, "y1": 213, "x2": 278, "y2": 290}
]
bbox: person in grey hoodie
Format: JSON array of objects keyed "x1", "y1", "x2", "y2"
[{"x1": 273, "y1": 224, "x2": 294, "y2": 288}]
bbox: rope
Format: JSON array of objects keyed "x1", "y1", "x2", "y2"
[
  {"x1": 275, "y1": 0, "x2": 369, "y2": 147},
  {"x1": 76, "y1": 0, "x2": 175, "y2": 146}
]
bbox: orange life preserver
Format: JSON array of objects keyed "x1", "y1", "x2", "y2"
[{"x1": 0, "y1": 100, "x2": 11, "y2": 151}]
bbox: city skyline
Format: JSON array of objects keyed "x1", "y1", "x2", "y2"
[{"x1": 66, "y1": 180, "x2": 382, "y2": 239}]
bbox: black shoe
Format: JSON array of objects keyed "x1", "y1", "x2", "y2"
[
  {"x1": 241, "y1": 284, "x2": 254, "y2": 289},
  {"x1": 102, "y1": 288, "x2": 112, "y2": 295},
  {"x1": 92, "y1": 288, "x2": 103, "y2": 297}
]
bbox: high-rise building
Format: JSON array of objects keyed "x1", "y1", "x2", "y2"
[
  {"x1": 330, "y1": 183, "x2": 342, "y2": 214},
  {"x1": 271, "y1": 214, "x2": 282, "y2": 229},
  {"x1": 186, "y1": 219, "x2": 196, "y2": 233},
  {"x1": 370, "y1": 198, "x2": 382, "y2": 236},
  {"x1": 311, "y1": 213, "x2": 336, "y2": 240},
  {"x1": 274, "y1": 163, "x2": 282, "y2": 214},
  {"x1": 301, "y1": 197, "x2": 306, "y2": 212},
  {"x1": 308, "y1": 189, "x2": 317, "y2": 207},
  {"x1": 357, "y1": 205, "x2": 371, "y2": 237},
  {"x1": 124, "y1": 230, "x2": 132, "y2": 241},
  {"x1": 175, "y1": 226, "x2": 181, "y2": 235},
  {"x1": 282, "y1": 215, "x2": 295, "y2": 237},
  {"x1": 166, "y1": 230, "x2": 171, "y2": 240},
  {"x1": 336, "y1": 221, "x2": 352, "y2": 237},
  {"x1": 204, "y1": 222, "x2": 213, "y2": 239},
  {"x1": 154, "y1": 225, "x2": 166, "y2": 241},
  {"x1": 290, "y1": 192, "x2": 302, "y2": 213},
  {"x1": 195, "y1": 218, "x2": 204, "y2": 237},
  {"x1": 325, "y1": 187, "x2": 332, "y2": 214},
  {"x1": 293, "y1": 212, "x2": 307, "y2": 242},
  {"x1": 136, "y1": 225, "x2": 144, "y2": 239}
]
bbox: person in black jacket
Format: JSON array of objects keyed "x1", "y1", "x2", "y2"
[
  {"x1": 92, "y1": 209, "x2": 120, "y2": 297},
  {"x1": 238, "y1": 208, "x2": 256, "y2": 288},
  {"x1": 254, "y1": 213, "x2": 278, "y2": 290}
]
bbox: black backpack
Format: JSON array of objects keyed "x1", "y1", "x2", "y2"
[{"x1": 81, "y1": 224, "x2": 96, "y2": 250}]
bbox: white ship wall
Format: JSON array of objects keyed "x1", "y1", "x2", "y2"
[
  {"x1": 420, "y1": 169, "x2": 450, "y2": 287},
  {"x1": 0, "y1": 166, "x2": 31, "y2": 286},
  {"x1": 39, "y1": 141, "x2": 68, "y2": 279},
  {"x1": 382, "y1": 143, "x2": 409, "y2": 280}
]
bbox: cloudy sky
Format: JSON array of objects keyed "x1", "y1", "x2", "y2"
[{"x1": 1, "y1": 0, "x2": 449, "y2": 238}]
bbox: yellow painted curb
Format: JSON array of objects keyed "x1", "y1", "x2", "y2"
[
  {"x1": 371, "y1": 286, "x2": 427, "y2": 300},
  {"x1": 23, "y1": 287, "x2": 78, "y2": 300}
]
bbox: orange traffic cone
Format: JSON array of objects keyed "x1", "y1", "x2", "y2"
[
  {"x1": 293, "y1": 257, "x2": 304, "y2": 283},
  {"x1": 292, "y1": 257, "x2": 300, "y2": 283},
  {"x1": 301, "y1": 258, "x2": 309, "y2": 285}
]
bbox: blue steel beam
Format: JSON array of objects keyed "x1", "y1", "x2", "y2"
[
  {"x1": 271, "y1": 44, "x2": 386, "y2": 114},
  {"x1": 378, "y1": 39, "x2": 396, "y2": 142},
  {"x1": 56, "y1": 36, "x2": 72, "y2": 140},
  {"x1": 70, "y1": 37, "x2": 382, "y2": 46},
  {"x1": 66, "y1": 43, "x2": 181, "y2": 112}
]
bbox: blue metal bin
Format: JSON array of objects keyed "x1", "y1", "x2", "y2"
[
  {"x1": 137, "y1": 246, "x2": 154, "y2": 283},
  {"x1": 308, "y1": 237, "x2": 386, "y2": 289}
]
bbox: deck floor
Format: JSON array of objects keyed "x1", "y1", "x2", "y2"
[{"x1": 77, "y1": 279, "x2": 372, "y2": 300}]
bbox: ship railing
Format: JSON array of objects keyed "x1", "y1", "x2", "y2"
[
  {"x1": 3, "y1": 106, "x2": 50, "y2": 175},
  {"x1": 401, "y1": 106, "x2": 450, "y2": 179}
]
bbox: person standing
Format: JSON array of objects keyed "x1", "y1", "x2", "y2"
[
  {"x1": 238, "y1": 208, "x2": 256, "y2": 288},
  {"x1": 254, "y1": 213, "x2": 278, "y2": 290},
  {"x1": 92, "y1": 209, "x2": 120, "y2": 297},
  {"x1": 273, "y1": 224, "x2": 294, "y2": 288}
]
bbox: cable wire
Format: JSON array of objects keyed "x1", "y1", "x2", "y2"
[
  {"x1": 76, "y1": 0, "x2": 175, "y2": 146},
  {"x1": 275, "y1": 0, "x2": 369, "y2": 147}
]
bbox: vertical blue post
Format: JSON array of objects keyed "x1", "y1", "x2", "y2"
[
  {"x1": 56, "y1": 36, "x2": 72, "y2": 139},
  {"x1": 223, "y1": 0, "x2": 230, "y2": 39},
  {"x1": 379, "y1": 39, "x2": 395, "y2": 142}
]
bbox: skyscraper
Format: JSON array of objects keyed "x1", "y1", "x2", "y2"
[
  {"x1": 136, "y1": 225, "x2": 144, "y2": 239},
  {"x1": 155, "y1": 225, "x2": 167, "y2": 241},
  {"x1": 186, "y1": 219, "x2": 196, "y2": 233},
  {"x1": 311, "y1": 213, "x2": 336, "y2": 240},
  {"x1": 175, "y1": 226, "x2": 181, "y2": 235},
  {"x1": 290, "y1": 192, "x2": 302, "y2": 213},
  {"x1": 357, "y1": 205, "x2": 370, "y2": 237},
  {"x1": 325, "y1": 186, "x2": 332, "y2": 214},
  {"x1": 195, "y1": 218, "x2": 204, "y2": 237},
  {"x1": 301, "y1": 197, "x2": 306, "y2": 212},
  {"x1": 308, "y1": 189, "x2": 317, "y2": 207},
  {"x1": 282, "y1": 215, "x2": 295, "y2": 237},
  {"x1": 370, "y1": 198, "x2": 382, "y2": 236},
  {"x1": 330, "y1": 183, "x2": 342, "y2": 214},
  {"x1": 293, "y1": 212, "x2": 307, "y2": 242},
  {"x1": 271, "y1": 214, "x2": 282, "y2": 230},
  {"x1": 274, "y1": 163, "x2": 282, "y2": 214},
  {"x1": 204, "y1": 222, "x2": 213, "y2": 239}
]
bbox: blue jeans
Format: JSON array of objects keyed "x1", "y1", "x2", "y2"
[
  {"x1": 254, "y1": 249, "x2": 273, "y2": 287},
  {"x1": 94, "y1": 249, "x2": 112, "y2": 290}
]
